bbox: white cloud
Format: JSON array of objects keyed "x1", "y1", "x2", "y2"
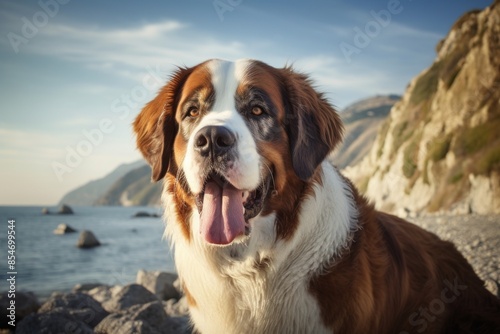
[
  {"x1": 292, "y1": 54, "x2": 399, "y2": 107},
  {"x1": 384, "y1": 22, "x2": 443, "y2": 40},
  {"x1": 17, "y1": 19, "x2": 247, "y2": 81}
]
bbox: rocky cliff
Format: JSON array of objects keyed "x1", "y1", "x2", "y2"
[
  {"x1": 59, "y1": 160, "x2": 162, "y2": 207},
  {"x1": 58, "y1": 160, "x2": 146, "y2": 206},
  {"x1": 94, "y1": 165, "x2": 162, "y2": 206},
  {"x1": 344, "y1": 1, "x2": 500, "y2": 215}
]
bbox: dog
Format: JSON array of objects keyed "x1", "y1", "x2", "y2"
[{"x1": 134, "y1": 59, "x2": 500, "y2": 333}]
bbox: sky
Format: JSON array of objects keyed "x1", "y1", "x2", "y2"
[{"x1": 0, "y1": 0, "x2": 493, "y2": 206}]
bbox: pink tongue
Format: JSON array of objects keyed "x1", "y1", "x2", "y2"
[{"x1": 200, "y1": 182, "x2": 245, "y2": 245}]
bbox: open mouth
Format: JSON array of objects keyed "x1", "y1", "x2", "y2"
[{"x1": 194, "y1": 171, "x2": 271, "y2": 245}]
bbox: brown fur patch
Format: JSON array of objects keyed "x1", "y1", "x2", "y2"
[
  {"x1": 182, "y1": 282, "x2": 197, "y2": 308},
  {"x1": 134, "y1": 66, "x2": 195, "y2": 181},
  {"x1": 175, "y1": 65, "x2": 214, "y2": 125},
  {"x1": 165, "y1": 173, "x2": 193, "y2": 242}
]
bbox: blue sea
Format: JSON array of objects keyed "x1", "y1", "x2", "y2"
[{"x1": 0, "y1": 206, "x2": 175, "y2": 299}]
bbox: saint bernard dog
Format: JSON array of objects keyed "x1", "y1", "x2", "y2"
[{"x1": 134, "y1": 59, "x2": 500, "y2": 333}]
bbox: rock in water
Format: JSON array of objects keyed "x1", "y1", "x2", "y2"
[
  {"x1": 77, "y1": 230, "x2": 100, "y2": 248},
  {"x1": 133, "y1": 211, "x2": 150, "y2": 217},
  {"x1": 58, "y1": 204, "x2": 74, "y2": 214},
  {"x1": 53, "y1": 223, "x2": 77, "y2": 235},
  {"x1": 132, "y1": 211, "x2": 159, "y2": 218},
  {"x1": 41, "y1": 207, "x2": 50, "y2": 215}
]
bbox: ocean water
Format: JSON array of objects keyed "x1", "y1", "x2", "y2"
[{"x1": 0, "y1": 206, "x2": 175, "y2": 299}]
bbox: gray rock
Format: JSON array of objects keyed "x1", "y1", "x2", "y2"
[
  {"x1": 53, "y1": 223, "x2": 77, "y2": 235},
  {"x1": 96, "y1": 315, "x2": 157, "y2": 334},
  {"x1": 17, "y1": 308, "x2": 94, "y2": 334},
  {"x1": 41, "y1": 207, "x2": 50, "y2": 215},
  {"x1": 0, "y1": 291, "x2": 39, "y2": 328},
  {"x1": 163, "y1": 296, "x2": 189, "y2": 317},
  {"x1": 86, "y1": 285, "x2": 114, "y2": 305},
  {"x1": 58, "y1": 204, "x2": 74, "y2": 214},
  {"x1": 484, "y1": 279, "x2": 500, "y2": 298},
  {"x1": 77, "y1": 230, "x2": 101, "y2": 248},
  {"x1": 96, "y1": 301, "x2": 191, "y2": 334},
  {"x1": 172, "y1": 278, "x2": 182, "y2": 293},
  {"x1": 38, "y1": 292, "x2": 108, "y2": 328},
  {"x1": 136, "y1": 270, "x2": 180, "y2": 301},
  {"x1": 101, "y1": 284, "x2": 158, "y2": 313}
]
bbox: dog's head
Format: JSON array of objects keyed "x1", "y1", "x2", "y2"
[{"x1": 134, "y1": 59, "x2": 343, "y2": 246}]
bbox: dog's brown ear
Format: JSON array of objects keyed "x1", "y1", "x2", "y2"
[
  {"x1": 281, "y1": 67, "x2": 344, "y2": 181},
  {"x1": 133, "y1": 67, "x2": 192, "y2": 182}
]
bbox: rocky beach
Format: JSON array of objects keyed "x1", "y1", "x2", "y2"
[
  {"x1": 1, "y1": 214, "x2": 498, "y2": 333},
  {"x1": 1, "y1": 270, "x2": 192, "y2": 334},
  {"x1": 409, "y1": 214, "x2": 500, "y2": 297}
]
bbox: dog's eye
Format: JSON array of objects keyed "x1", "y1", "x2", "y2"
[
  {"x1": 251, "y1": 106, "x2": 264, "y2": 116},
  {"x1": 188, "y1": 107, "x2": 200, "y2": 118}
]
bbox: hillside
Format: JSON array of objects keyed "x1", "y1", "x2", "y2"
[
  {"x1": 344, "y1": 1, "x2": 500, "y2": 215},
  {"x1": 94, "y1": 165, "x2": 162, "y2": 206},
  {"x1": 332, "y1": 95, "x2": 400, "y2": 168},
  {"x1": 58, "y1": 160, "x2": 146, "y2": 206}
]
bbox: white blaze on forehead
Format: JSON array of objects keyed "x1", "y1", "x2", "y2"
[
  {"x1": 207, "y1": 59, "x2": 250, "y2": 113},
  {"x1": 182, "y1": 59, "x2": 261, "y2": 194}
]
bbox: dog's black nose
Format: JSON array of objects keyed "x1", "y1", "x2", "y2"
[{"x1": 194, "y1": 126, "x2": 236, "y2": 158}]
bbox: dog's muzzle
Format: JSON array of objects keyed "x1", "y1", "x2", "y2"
[{"x1": 191, "y1": 125, "x2": 271, "y2": 246}]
